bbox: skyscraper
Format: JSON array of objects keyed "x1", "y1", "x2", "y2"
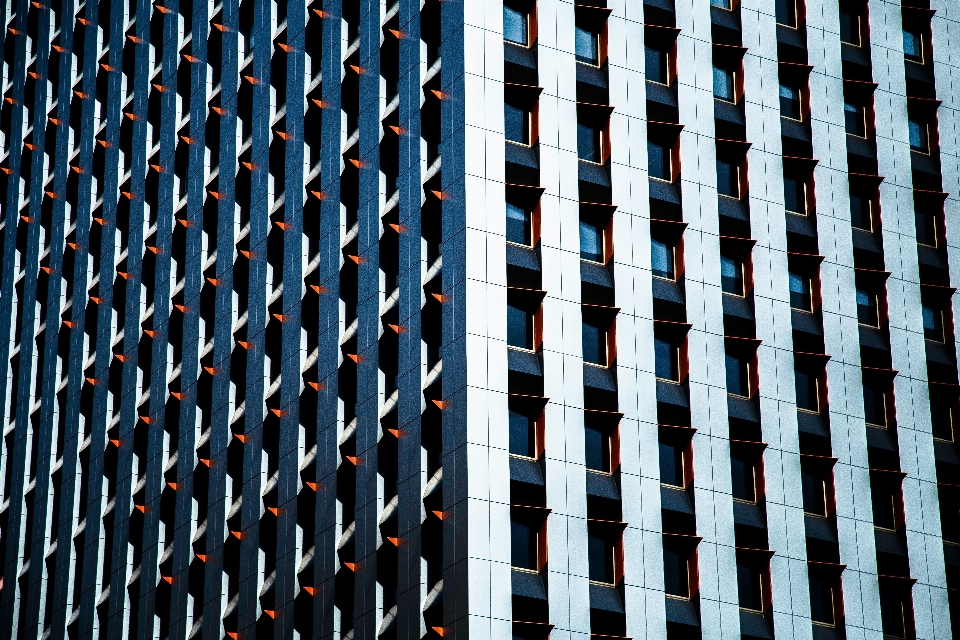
[{"x1": 0, "y1": 0, "x2": 958, "y2": 638}]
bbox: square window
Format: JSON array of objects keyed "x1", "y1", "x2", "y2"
[
  {"x1": 725, "y1": 353, "x2": 750, "y2": 397},
  {"x1": 737, "y1": 560, "x2": 764, "y2": 610},
  {"x1": 779, "y1": 84, "x2": 801, "y2": 120},
  {"x1": 580, "y1": 220, "x2": 604, "y2": 263},
  {"x1": 801, "y1": 466, "x2": 828, "y2": 516},
  {"x1": 717, "y1": 159, "x2": 740, "y2": 198},
  {"x1": 578, "y1": 122, "x2": 602, "y2": 163},
  {"x1": 575, "y1": 25, "x2": 600, "y2": 65},
  {"x1": 511, "y1": 519, "x2": 538, "y2": 570},
  {"x1": 909, "y1": 119, "x2": 929, "y2": 153},
  {"x1": 922, "y1": 303, "x2": 944, "y2": 342},
  {"x1": 585, "y1": 425, "x2": 611, "y2": 473},
  {"x1": 663, "y1": 545, "x2": 691, "y2": 598},
  {"x1": 915, "y1": 210, "x2": 937, "y2": 246},
  {"x1": 504, "y1": 103, "x2": 530, "y2": 145},
  {"x1": 731, "y1": 452, "x2": 757, "y2": 502},
  {"x1": 856, "y1": 288, "x2": 879, "y2": 326},
  {"x1": 504, "y1": 5, "x2": 528, "y2": 45},
  {"x1": 713, "y1": 66, "x2": 736, "y2": 102},
  {"x1": 588, "y1": 532, "x2": 615, "y2": 583},
  {"x1": 655, "y1": 337, "x2": 680, "y2": 381},
  {"x1": 509, "y1": 410, "x2": 536, "y2": 457},
  {"x1": 903, "y1": 29, "x2": 922, "y2": 63},
  {"x1": 850, "y1": 192, "x2": 873, "y2": 230},
  {"x1": 506, "y1": 202, "x2": 532, "y2": 245},
  {"x1": 582, "y1": 320, "x2": 606, "y2": 366},
  {"x1": 844, "y1": 102, "x2": 866, "y2": 137},
  {"x1": 839, "y1": 11, "x2": 860, "y2": 46},
  {"x1": 784, "y1": 175, "x2": 807, "y2": 215},
  {"x1": 789, "y1": 271, "x2": 812, "y2": 311},
  {"x1": 508, "y1": 304, "x2": 533, "y2": 349},
  {"x1": 651, "y1": 238, "x2": 676, "y2": 280},
  {"x1": 646, "y1": 46, "x2": 669, "y2": 84},
  {"x1": 648, "y1": 141, "x2": 671, "y2": 181},
  {"x1": 776, "y1": 0, "x2": 798, "y2": 28},
  {"x1": 659, "y1": 440, "x2": 685, "y2": 487},
  {"x1": 721, "y1": 255, "x2": 744, "y2": 295},
  {"x1": 795, "y1": 368, "x2": 820, "y2": 412}
]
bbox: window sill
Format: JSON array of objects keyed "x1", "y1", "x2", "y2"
[
  {"x1": 584, "y1": 361, "x2": 609, "y2": 370},
  {"x1": 508, "y1": 345, "x2": 536, "y2": 355},
  {"x1": 506, "y1": 139, "x2": 533, "y2": 149}
]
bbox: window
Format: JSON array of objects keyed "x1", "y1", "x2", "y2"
[
  {"x1": 713, "y1": 66, "x2": 736, "y2": 102},
  {"x1": 651, "y1": 238, "x2": 676, "y2": 280},
  {"x1": 646, "y1": 46, "x2": 669, "y2": 84},
  {"x1": 784, "y1": 174, "x2": 807, "y2": 215},
  {"x1": 663, "y1": 544, "x2": 691, "y2": 598},
  {"x1": 508, "y1": 304, "x2": 533, "y2": 350},
  {"x1": 779, "y1": 83, "x2": 801, "y2": 120},
  {"x1": 850, "y1": 191, "x2": 873, "y2": 231},
  {"x1": 588, "y1": 532, "x2": 616, "y2": 583},
  {"x1": 863, "y1": 382, "x2": 888, "y2": 427},
  {"x1": 659, "y1": 440, "x2": 685, "y2": 487},
  {"x1": 578, "y1": 122, "x2": 602, "y2": 163},
  {"x1": 585, "y1": 425, "x2": 612, "y2": 473},
  {"x1": 809, "y1": 573, "x2": 839, "y2": 625},
  {"x1": 903, "y1": 29, "x2": 923, "y2": 63},
  {"x1": 915, "y1": 210, "x2": 937, "y2": 246},
  {"x1": 731, "y1": 452, "x2": 758, "y2": 502},
  {"x1": 871, "y1": 480, "x2": 898, "y2": 530},
  {"x1": 655, "y1": 337, "x2": 680, "y2": 382},
  {"x1": 789, "y1": 271, "x2": 812, "y2": 311},
  {"x1": 504, "y1": 4, "x2": 529, "y2": 45},
  {"x1": 909, "y1": 119, "x2": 929, "y2": 153},
  {"x1": 575, "y1": 25, "x2": 600, "y2": 65},
  {"x1": 504, "y1": 102, "x2": 530, "y2": 145},
  {"x1": 856, "y1": 287, "x2": 879, "y2": 327},
  {"x1": 511, "y1": 518, "x2": 538, "y2": 570},
  {"x1": 737, "y1": 559, "x2": 764, "y2": 610},
  {"x1": 931, "y1": 397, "x2": 955, "y2": 441},
  {"x1": 922, "y1": 302, "x2": 944, "y2": 342},
  {"x1": 648, "y1": 141, "x2": 672, "y2": 181},
  {"x1": 509, "y1": 410, "x2": 536, "y2": 457},
  {"x1": 879, "y1": 585, "x2": 912, "y2": 639},
  {"x1": 720, "y1": 255, "x2": 744, "y2": 296},
  {"x1": 795, "y1": 368, "x2": 820, "y2": 412},
  {"x1": 801, "y1": 466, "x2": 828, "y2": 516},
  {"x1": 725, "y1": 353, "x2": 750, "y2": 397},
  {"x1": 582, "y1": 319, "x2": 606, "y2": 366},
  {"x1": 839, "y1": 10, "x2": 860, "y2": 46},
  {"x1": 506, "y1": 202, "x2": 532, "y2": 245},
  {"x1": 711, "y1": 0, "x2": 731, "y2": 8},
  {"x1": 580, "y1": 220, "x2": 604, "y2": 262},
  {"x1": 716, "y1": 159, "x2": 740, "y2": 198},
  {"x1": 844, "y1": 101, "x2": 866, "y2": 137},
  {"x1": 776, "y1": 0, "x2": 798, "y2": 28}
]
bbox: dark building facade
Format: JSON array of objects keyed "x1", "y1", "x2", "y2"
[{"x1": 1, "y1": 0, "x2": 960, "y2": 639}]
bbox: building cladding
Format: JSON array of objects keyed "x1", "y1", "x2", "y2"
[{"x1": 3, "y1": 0, "x2": 960, "y2": 638}]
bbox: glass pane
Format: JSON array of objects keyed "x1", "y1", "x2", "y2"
[
  {"x1": 663, "y1": 546, "x2": 690, "y2": 597},
  {"x1": 850, "y1": 192, "x2": 872, "y2": 230},
  {"x1": 789, "y1": 272, "x2": 812, "y2": 311},
  {"x1": 646, "y1": 46, "x2": 668, "y2": 84},
  {"x1": 509, "y1": 410, "x2": 535, "y2": 457},
  {"x1": 931, "y1": 397, "x2": 955, "y2": 441},
  {"x1": 731, "y1": 454, "x2": 756, "y2": 501},
  {"x1": 872, "y1": 486, "x2": 897, "y2": 529},
  {"x1": 575, "y1": 26, "x2": 599, "y2": 64},
  {"x1": 725, "y1": 353, "x2": 749, "y2": 397},
  {"x1": 863, "y1": 383, "x2": 887, "y2": 427},
  {"x1": 721, "y1": 255, "x2": 744, "y2": 295},
  {"x1": 511, "y1": 519, "x2": 538, "y2": 570},
  {"x1": 801, "y1": 467, "x2": 827, "y2": 516},
  {"x1": 648, "y1": 141, "x2": 670, "y2": 181},
  {"x1": 856, "y1": 288, "x2": 878, "y2": 326},
  {"x1": 879, "y1": 589, "x2": 908, "y2": 638},
  {"x1": 710, "y1": 0, "x2": 730, "y2": 8},
  {"x1": 578, "y1": 122, "x2": 601, "y2": 162},
  {"x1": 915, "y1": 210, "x2": 937, "y2": 246},
  {"x1": 809, "y1": 575, "x2": 836, "y2": 625},
  {"x1": 903, "y1": 30, "x2": 922, "y2": 62},
  {"x1": 504, "y1": 6, "x2": 528, "y2": 45},
  {"x1": 655, "y1": 337, "x2": 679, "y2": 381},
  {"x1": 713, "y1": 66, "x2": 735, "y2": 101},
  {"x1": 795, "y1": 368, "x2": 819, "y2": 412},
  {"x1": 589, "y1": 533, "x2": 615, "y2": 583},
  {"x1": 909, "y1": 119, "x2": 929, "y2": 152},
  {"x1": 923, "y1": 304, "x2": 944, "y2": 342},
  {"x1": 779, "y1": 84, "x2": 801, "y2": 120},
  {"x1": 844, "y1": 102, "x2": 866, "y2": 137},
  {"x1": 737, "y1": 561, "x2": 764, "y2": 610},
  {"x1": 585, "y1": 426, "x2": 611, "y2": 473},
  {"x1": 717, "y1": 160, "x2": 739, "y2": 198},
  {"x1": 784, "y1": 176, "x2": 805, "y2": 214},
  {"x1": 504, "y1": 103, "x2": 528, "y2": 144},
  {"x1": 506, "y1": 202, "x2": 531, "y2": 245},
  {"x1": 775, "y1": 0, "x2": 797, "y2": 27},
  {"x1": 659, "y1": 441, "x2": 684, "y2": 487},
  {"x1": 840, "y1": 11, "x2": 859, "y2": 45},
  {"x1": 582, "y1": 321, "x2": 604, "y2": 365},
  {"x1": 507, "y1": 304, "x2": 532, "y2": 349},
  {"x1": 580, "y1": 220, "x2": 604, "y2": 262},
  {"x1": 651, "y1": 238, "x2": 675, "y2": 280}
]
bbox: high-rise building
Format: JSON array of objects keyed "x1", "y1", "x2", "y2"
[{"x1": 0, "y1": 0, "x2": 958, "y2": 639}]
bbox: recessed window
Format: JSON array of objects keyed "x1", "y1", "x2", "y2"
[
  {"x1": 915, "y1": 210, "x2": 937, "y2": 247},
  {"x1": 504, "y1": 102, "x2": 530, "y2": 145},
  {"x1": 588, "y1": 531, "x2": 616, "y2": 583},
  {"x1": 663, "y1": 544, "x2": 691, "y2": 598},
  {"x1": 862, "y1": 382, "x2": 888, "y2": 427},
  {"x1": 575, "y1": 25, "x2": 600, "y2": 65},
  {"x1": 655, "y1": 337, "x2": 680, "y2": 382},
  {"x1": 789, "y1": 271, "x2": 812, "y2": 311},
  {"x1": 508, "y1": 303, "x2": 533, "y2": 350},
  {"x1": 844, "y1": 101, "x2": 866, "y2": 137},
  {"x1": 795, "y1": 368, "x2": 820, "y2": 412},
  {"x1": 856, "y1": 287, "x2": 879, "y2": 327},
  {"x1": 779, "y1": 83, "x2": 801, "y2": 120},
  {"x1": 504, "y1": 5, "x2": 529, "y2": 45},
  {"x1": 879, "y1": 585, "x2": 911, "y2": 639},
  {"x1": 582, "y1": 319, "x2": 606, "y2": 366},
  {"x1": 903, "y1": 29, "x2": 923, "y2": 63},
  {"x1": 809, "y1": 574, "x2": 839, "y2": 625},
  {"x1": 922, "y1": 303, "x2": 944, "y2": 342},
  {"x1": 713, "y1": 66, "x2": 736, "y2": 102},
  {"x1": 909, "y1": 119, "x2": 929, "y2": 153},
  {"x1": 784, "y1": 174, "x2": 807, "y2": 215},
  {"x1": 711, "y1": 0, "x2": 731, "y2": 9},
  {"x1": 651, "y1": 238, "x2": 676, "y2": 280},
  {"x1": 716, "y1": 159, "x2": 740, "y2": 198},
  {"x1": 506, "y1": 202, "x2": 532, "y2": 245},
  {"x1": 580, "y1": 220, "x2": 604, "y2": 262},
  {"x1": 737, "y1": 560, "x2": 764, "y2": 611},
  {"x1": 511, "y1": 518, "x2": 538, "y2": 570},
  {"x1": 725, "y1": 353, "x2": 750, "y2": 397},
  {"x1": 776, "y1": 0, "x2": 798, "y2": 28},
  {"x1": 850, "y1": 191, "x2": 873, "y2": 231},
  {"x1": 659, "y1": 440, "x2": 685, "y2": 487},
  {"x1": 731, "y1": 452, "x2": 758, "y2": 502},
  {"x1": 648, "y1": 141, "x2": 672, "y2": 181},
  {"x1": 720, "y1": 254, "x2": 744, "y2": 296},
  {"x1": 931, "y1": 397, "x2": 955, "y2": 441},
  {"x1": 871, "y1": 481, "x2": 898, "y2": 530},
  {"x1": 509, "y1": 410, "x2": 536, "y2": 457},
  {"x1": 646, "y1": 46, "x2": 669, "y2": 84},
  {"x1": 839, "y1": 10, "x2": 860, "y2": 46},
  {"x1": 801, "y1": 466, "x2": 828, "y2": 516},
  {"x1": 578, "y1": 122, "x2": 603, "y2": 163},
  {"x1": 585, "y1": 424, "x2": 611, "y2": 473}
]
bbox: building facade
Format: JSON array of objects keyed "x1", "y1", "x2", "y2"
[{"x1": 0, "y1": 0, "x2": 959, "y2": 639}]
